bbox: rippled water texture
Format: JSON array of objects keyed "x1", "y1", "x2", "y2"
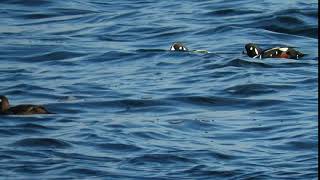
[{"x1": 0, "y1": 0, "x2": 318, "y2": 179}]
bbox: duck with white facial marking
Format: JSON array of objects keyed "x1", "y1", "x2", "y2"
[
  {"x1": 244, "y1": 43, "x2": 304, "y2": 60},
  {"x1": 170, "y1": 42, "x2": 189, "y2": 51},
  {"x1": 169, "y1": 42, "x2": 209, "y2": 53}
]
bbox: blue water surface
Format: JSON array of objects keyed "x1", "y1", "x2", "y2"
[{"x1": 0, "y1": 0, "x2": 318, "y2": 179}]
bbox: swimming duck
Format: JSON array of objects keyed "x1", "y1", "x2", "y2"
[
  {"x1": 244, "y1": 43, "x2": 304, "y2": 59},
  {"x1": 0, "y1": 95, "x2": 53, "y2": 115},
  {"x1": 169, "y1": 42, "x2": 212, "y2": 54},
  {"x1": 170, "y1": 42, "x2": 189, "y2": 51}
]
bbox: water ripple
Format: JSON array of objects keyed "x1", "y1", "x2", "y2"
[{"x1": 12, "y1": 138, "x2": 71, "y2": 149}]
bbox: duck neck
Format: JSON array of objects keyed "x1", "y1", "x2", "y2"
[{"x1": 0, "y1": 96, "x2": 10, "y2": 112}]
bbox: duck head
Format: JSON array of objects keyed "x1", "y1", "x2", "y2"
[
  {"x1": 170, "y1": 42, "x2": 188, "y2": 51},
  {"x1": 244, "y1": 43, "x2": 263, "y2": 58},
  {"x1": 0, "y1": 95, "x2": 9, "y2": 112}
]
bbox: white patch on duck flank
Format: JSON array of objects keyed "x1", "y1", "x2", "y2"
[
  {"x1": 179, "y1": 47, "x2": 183, "y2": 50},
  {"x1": 279, "y1": 47, "x2": 288, "y2": 51},
  {"x1": 264, "y1": 47, "x2": 279, "y2": 53},
  {"x1": 254, "y1": 48, "x2": 259, "y2": 55},
  {"x1": 170, "y1": 46, "x2": 175, "y2": 51},
  {"x1": 275, "y1": 51, "x2": 278, "y2": 55}
]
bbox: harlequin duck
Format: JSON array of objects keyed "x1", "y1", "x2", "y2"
[
  {"x1": 0, "y1": 95, "x2": 53, "y2": 115},
  {"x1": 244, "y1": 43, "x2": 304, "y2": 59},
  {"x1": 170, "y1": 42, "x2": 189, "y2": 51}
]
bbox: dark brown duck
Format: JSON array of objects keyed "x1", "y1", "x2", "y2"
[{"x1": 0, "y1": 95, "x2": 53, "y2": 115}]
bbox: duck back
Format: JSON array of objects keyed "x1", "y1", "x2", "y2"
[{"x1": 8, "y1": 105, "x2": 52, "y2": 115}]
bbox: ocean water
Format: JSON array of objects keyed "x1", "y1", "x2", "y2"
[{"x1": 0, "y1": 0, "x2": 318, "y2": 179}]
